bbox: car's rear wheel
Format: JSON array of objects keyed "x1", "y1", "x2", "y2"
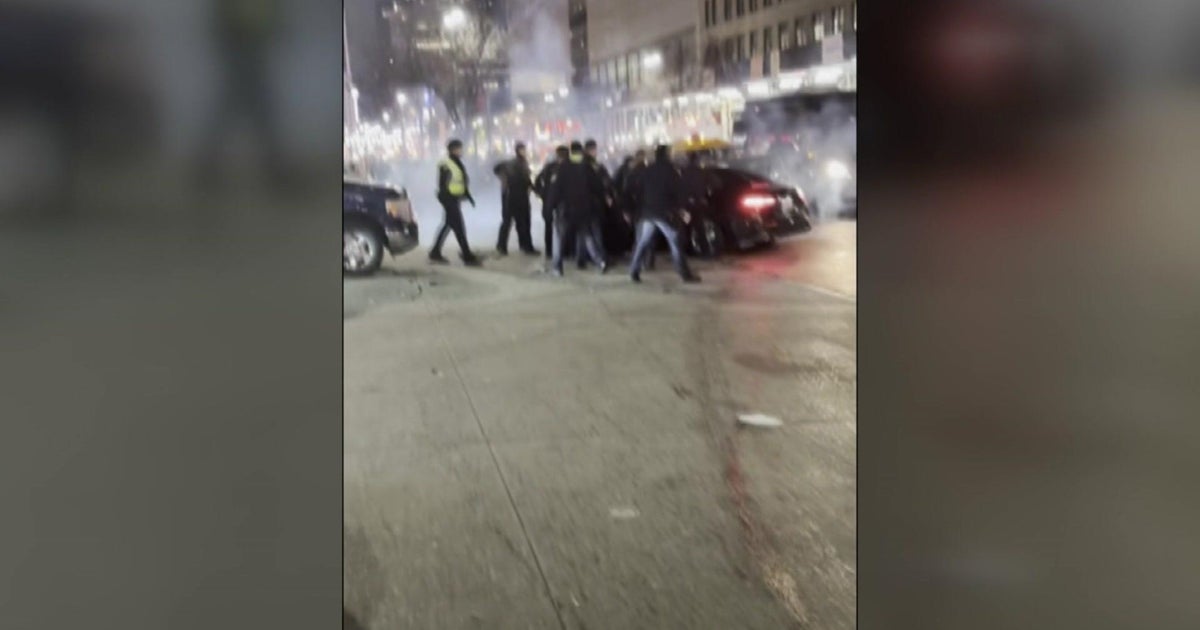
[
  {"x1": 343, "y1": 224, "x2": 384, "y2": 276},
  {"x1": 689, "y1": 217, "x2": 725, "y2": 258}
]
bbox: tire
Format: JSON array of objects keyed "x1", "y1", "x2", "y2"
[
  {"x1": 343, "y1": 223, "x2": 384, "y2": 276},
  {"x1": 688, "y1": 217, "x2": 724, "y2": 258}
]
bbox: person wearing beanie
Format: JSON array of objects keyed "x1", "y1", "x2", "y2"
[
  {"x1": 430, "y1": 139, "x2": 481, "y2": 266},
  {"x1": 492, "y1": 141, "x2": 538, "y2": 256},
  {"x1": 544, "y1": 142, "x2": 607, "y2": 276}
]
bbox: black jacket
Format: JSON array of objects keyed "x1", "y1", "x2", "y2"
[
  {"x1": 546, "y1": 158, "x2": 606, "y2": 221},
  {"x1": 632, "y1": 157, "x2": 684, "y2": 221},
  {"x1": 495, "y1": 156, "x2": 533, "y2": 204},
  {"x1": 534, "y1": 160, "x2": 562, "y2": 200}
]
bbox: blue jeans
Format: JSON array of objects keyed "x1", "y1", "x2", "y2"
[
  {"x1": 630, "y1": 218, "x2": 691, "y2": 277},
  {"x1": 552, "y1": 213, "x2": 605, "y2": 271}
]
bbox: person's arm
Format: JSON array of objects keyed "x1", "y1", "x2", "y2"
[{"x1": 437, "y1": 163, "x2": 451, "y2": 198}]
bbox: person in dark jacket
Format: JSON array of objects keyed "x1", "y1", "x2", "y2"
[
  {"x1": 628, "y1": 145, "x2": 699, "y2": 283},
  {"x1": 493, "y1": 142, "x2": 538, "y2": 256},
  {"x1": 534, "y1": 145, "x2": 570, "y2": 259},
  {"x1": 578, "y1": 139, "x2": 614, "y2": 268},
  {"x1": 545, "y1": 142, "x2": 607, "y2": 276},
  {"x1": 680, "y1": 151, "x2": 714, "y2": 255},
  {"x1": 430, "y1": 139, "x2": 481, "y2": 266}
]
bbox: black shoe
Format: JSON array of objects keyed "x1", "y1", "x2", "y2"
[
  {"x1": 598, "y1": 262, "x2": 609, "y2": 275},
  {"x1": 428, "y1": 253, "x2": 449, "y2": 265},
  {"x1": 551, "y1": 267, "x2": 564, "y2": 277},
  {"x1": 462, "y1": 254, "x2": 482, "y2": 267},
  {"x1": 576, "y1": 261, "x2": 588, "y2": 270},
  {"x1": 631, "y1": 271, "x2": 642, "y2": 283},
  {"x1": 522, "y1": 248, "x2": 541, "y2": 256},
  {"x1": 496, "y1": 248, "x2": 509, "y2": 257},
  {"x1": 682, "y1": 273, "x2": 701, "y2": 284}
]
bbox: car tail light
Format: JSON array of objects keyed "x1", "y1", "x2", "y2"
[{"x1": 740, "y1": 193, "x2": 777, "y2": 214}]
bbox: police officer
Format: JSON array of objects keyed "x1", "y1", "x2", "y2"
[
  {"x1": 534, "y1": 145, "x2": 570, "y2": 259},
  {"x1": 629, "y1": 145, "x2": 700, "y2": 283},
  {"x1": 494, "y1": 142, "x2": 538, "y2": 256},
  {"x1": 545, "y1": 142, "x2": 607, "y2": 277},
  {"x1": 430, "y1": 139, "x2": 481, "y2": 266}
]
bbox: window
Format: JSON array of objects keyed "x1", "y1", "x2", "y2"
[
  {"x1": 853, "y1": 2, "x2": 858, "y2": 30},
  {"x1": 749, "y1": 0, "x2": 758, "y2": 12},
  {"x1": 736, "y1": 0, "x2": 745, "y2": 18},
  {"x1": 795, "y1": 18, "x2": 808, "y2": 46},
  {"x1": 725, "y1": 0, "x2": 732, "y2": 21},
  {"x1": 749, "y1": 31, "x2": 757, "y2": 55},
  {"x1": 813, "y1": 13, "x2": 825, "y2": 41},
  {"x1": 764, "y1": 27, "x2": 773, "y2": 53},
  {"x1": 831, "y1": 6, "x2": 845, "y2": 34},
  {"x1": 724, "y1": 37, "x2": 735, "y2": 60},
  {"x1": 737, "y1": 34, "x2": 746, "y2": 58},
  {"x1": 704, "y1": 0, "x2": 710, "y2": 26},
  {"x1": 779, "y1": 23, "x2": 790, "y2": 50}
]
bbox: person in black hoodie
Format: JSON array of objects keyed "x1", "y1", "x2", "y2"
[
  {"x1": 578, "y1": 139, "x2": 614, "y2": 267},
  {"x1": 534, "y1": 145, "x2": 570, "y2": 259},
  {"x1": 544, "y1": 142, "x2": 607, "y2": 276},
  {"x1": 628, "y1": 145, "x2": 700, "y2": 283},
  {"x1": 493, "y1": 142, "x2": 538, "y2": 256},
  {"x1": 430, "y1": 139, "x2": 481, "y2": 266}
]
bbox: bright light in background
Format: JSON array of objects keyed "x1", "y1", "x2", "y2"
[
  {"x1": 544, "y1": 94, "x2": 556, "y2": 103},
  {"x1": 661, "y1": 98, "x2": 672, "y2": 107},
  {"x1": 604, "y1": 98, "x2": 613, "y2": 108},
  {"x1": 351, "y1": 88, "x2": 360, "y2": 100},
  {"x1": 442, "y1": 7, "x2": 467, "y2": 30},
  {"x1": 717, "y1": 87, "x2": 743, "y2": 100},
  {"x1": 558, "y1": 86, "x2": 570, "y2": 97},
  {"x1": 642, "y1": 51, "x2": 663, "y2": 70},
  {"x1": 746, "y1": 80, "x2": 770, "y2": 97},
  {"x1": 396, "y1": 92, "x2": 408, "y2": 105},
  {"x1": 382, "y1": 112, "x2": 391, "y2": 123},
  {"x1": 814, "y1": 67, "x2": 844, "y2": 86},
  {"x1": 825, "y1": 160, "x2": 851, "y2": 180},
  {"x1": 676, "y1": 96, "x2": 689, "y2": 106}
]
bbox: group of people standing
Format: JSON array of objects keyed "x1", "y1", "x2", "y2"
[{"x1": 429, "y1": 138, "x2": 700, "y2": 284}]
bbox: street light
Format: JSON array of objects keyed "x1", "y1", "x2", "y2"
[
  {"x1": 396, "y1": 92, "x2": 408, "y2": 105},
  {"x1": 643, "y1": 51, "x2": 663, "y2": 70},
  {"x1": 558, "y1": 86, "x2": 569, "y2": 98},
  {"x1": 443, "y1": 7, "x2": 467, "y2": 30}
]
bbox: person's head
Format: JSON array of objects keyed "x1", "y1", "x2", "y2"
[
  {"x1": 654, "y1": 144, "x2": 671, "y2": 163},
  {"x1": 621, "y1": 155, "x2": 633, "y2": 166},
  {"x1": 569, "y1": 141, "x2": 584, "y2": 155},
  {"x1": 584, "y1": 139, "x2": 598, "y2": 158},
  {"x1": 555, "y1": 145, "x2": 570, "y2": 162},
  {"x1": 634, "y1": 149, "x2": 647, "y2": 164},
  {"x1": 447, "y1": 139, "x2": 464, "y2": 158},
  {"x1": 515, "y1": 142, "x2": 527, "y2": 159}
]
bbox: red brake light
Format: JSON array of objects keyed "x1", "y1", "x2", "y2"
[{"x1": 740, "y1": 193, "x2": 777, "y2": 213}]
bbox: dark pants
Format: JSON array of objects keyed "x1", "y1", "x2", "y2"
[
  {"x1": 432, "y1": 196, "x2": 473, "y2": 257},
  {"x1": 552, "y1": 212, "x2": 605, "y2": 272},
  {"x1": 543, "y1": 207, "x2": 555, "y2": 258},
  {"x1": 498, "y1": 197, "x2": 534, "y2": 252},
  {"x1": 630, "y1": 218, "x2": 691, "y2": 278}
]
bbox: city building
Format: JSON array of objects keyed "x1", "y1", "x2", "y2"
[
  {"x1": 585, "y1": 0, "x2": 700, "y2": 100},
  {"x1": 569, "y1": 0, "x2": 589, "y2": 87},
  {"x1": 699, "y1": 0, "x2": 857, "y2": 82}
]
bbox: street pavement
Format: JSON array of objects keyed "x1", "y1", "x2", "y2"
[{"x1": 344, "y1": 221, "x2": 856, "y2": 629}]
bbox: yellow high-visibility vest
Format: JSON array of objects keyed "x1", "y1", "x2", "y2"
[{"x1": 440, "y1": 159, "x2": 467, "y2": 196}]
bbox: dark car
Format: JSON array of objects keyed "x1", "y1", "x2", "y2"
[
  {"x1": 343, "y1": 180, "x2": 419, "y2": 275},
  {"x1": 684, "y1": 167, "x2": 812, "y2": 256}
]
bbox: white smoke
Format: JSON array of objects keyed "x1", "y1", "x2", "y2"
[{"x1": 507, "y1": 0, "x2": 572, "y2": 93}]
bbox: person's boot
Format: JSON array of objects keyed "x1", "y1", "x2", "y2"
[
  {"x1": 682, "y1": 272, "x2": 701, "y2": 283},
  {"x1": 522, "y1": 248, "x2": 541, "y2": 256},
  {"x1": 598, "y1": 261, "x2": 609, "y2": 275},
  {"x1": 461, "y1": 253, "x2": 482, "y2": 267},
  {"x1": 630, "y1": 270, "x2": 642, "y2": 283},
  {"x1": 428, "y1": 251, "x2": 449, "y2": 265},
  {"x1": 496, "y1": 247, "x2": 509, "y2": 257}
]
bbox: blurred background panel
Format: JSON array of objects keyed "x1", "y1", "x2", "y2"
[
  {"x1": 862, "y1": 1, "x2": 1200, "y2": 629},
  {"x1": 0, "y1": 0, "x2": 342, "y2": 629}
]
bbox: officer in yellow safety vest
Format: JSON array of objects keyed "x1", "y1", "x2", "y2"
[{"x1": 430, "y1": 139, "x2": 482, "y2": 266}]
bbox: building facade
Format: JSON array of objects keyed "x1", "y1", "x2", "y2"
[
  {"x1": 585, "y1": 0, "x2": 700, "y2": 100},
  {"x1": 699, "y1": 0, "x2": 857, "y2": 82}
]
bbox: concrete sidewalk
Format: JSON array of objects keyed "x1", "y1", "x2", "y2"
[{"x1": 344, "y1": 227, "x2": 856, "y2": 629}]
